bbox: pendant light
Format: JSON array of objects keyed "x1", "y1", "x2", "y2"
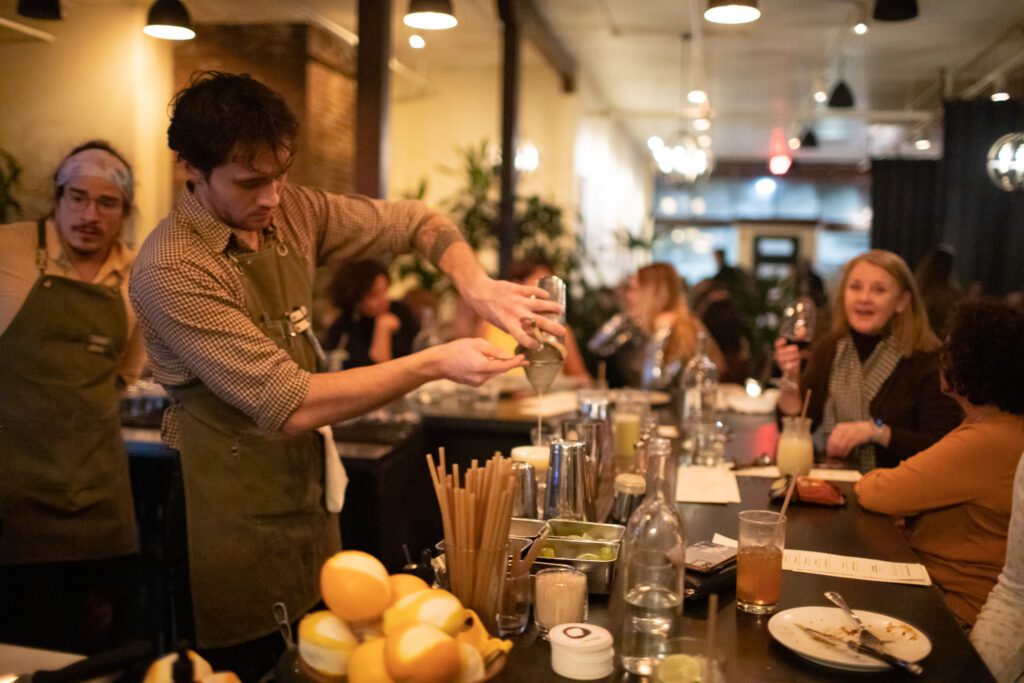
[
  {"x1": 144, "y1": 0, "x2": 195, "y2": 40},
  {"x1": 828, "y1": 81, "x2": 855, "y2": 108},
  {"x1": 800, "y1": 128, "x2": 819, "y2": 148},
  {"x1": 17, "y1": 0, "x2": 61, "y2": 20},
  {"x1": 828, "y1": 55, "x2": 855, "y2": 108},
  {"x1": 987, "y1": 132, "x2": 1024, "y2": 191},
  {"x1": 704, "y1": 0, "x2": 760, "y2": 25},
  {"x1": 403, "y1": 0, "x2": 457, "y2": 30},
  {"x1": 873, "y1": 0, "x2": 918, "y2": 21}
]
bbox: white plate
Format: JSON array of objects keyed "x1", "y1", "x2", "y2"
[
  {"x1": 608, "y1": 389, "x2": 672, "y2": 406},
  {"x1": 767, "y1": 606, "x2": 931, "y2": 672}
]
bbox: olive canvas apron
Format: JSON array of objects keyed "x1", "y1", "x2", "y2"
[
  {"x1": 168, "y1": 234, "x2": 339, "y2": 649},
  {"x1": 0, "y1": 219, "x2": 137, "y2": 564}
]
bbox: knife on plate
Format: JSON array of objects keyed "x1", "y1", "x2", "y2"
[{"x1": 796, "y1": 625, "x2": 923, "y2": 676}]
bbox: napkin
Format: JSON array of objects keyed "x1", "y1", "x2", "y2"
[
  {"x1": 318, "y1": 425, "x2": 349, "y2": 513},
  {"x1": 676, "y1": 466, "x2": 742, "y2": 504}
]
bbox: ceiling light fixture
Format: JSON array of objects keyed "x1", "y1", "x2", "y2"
[
  {"x1": 143, "y1": 0, "x2": 195, "y2": 40},
  {"x1": 828, "y1": 80, "x2": 855, "y2": 108},
  {"x1": 853, "y1": 21, "x2": 868, "y2": 35},
  {"x1": 987, "y1": 132, "x2": 1024, "y2": 191},
  {"x1": 403, "y1": 0, "x2": 458, "y2": 30},
  {"x1": 409, "y1": 34, "x2": 426, "y2": 48},
  {"x1": 704, "y1": 0, "x2": 760, "y2": 25},
  {"x1": 697, "y1": 134, "x2": 712, "y2": 148},
  {"x1": 800, "y1": 128, "x2": 819, "y2": 148},
  {"x1": 873, "y1": 0, "x2": 918, "y2": 21},
  {"x1": 814, "y1": 90, "x2": 828, "y2": 104},
  {"x1": 693, "y1": 117, "x2": 711, "y2": 131},
  {"x1": 992, "y1": 91, "x2": 1010, "y2": 102},
  {"x1": 914, "y1": 139, "x2": 931, "y2": 151},
  {"x1": 827, "y1": 55, "x2": 855, "y2": 108},
  {"x1": 17, "y1": 0, "x2": 61, "y2": 19},
  {"x1": 688, "y1": 89, "x2": 708, "y2": 104},
  {"x1": 991, "y1": 76, "x2": 1009, "y2": 102},
  {"x1": 769, "y1": 155, "x2": 792, "y2": 175},
  {"x1": 788, "y1": 137, "x2": 801, "y2": 150}
]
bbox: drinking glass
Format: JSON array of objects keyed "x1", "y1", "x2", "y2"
[
  {"x1": 613, "y1": 391, "x2": 649, "y2": 474},
  {"x1": 779, "y1": 299, "x2": 816, "y2": 351},
  {"x1": 776, "y1": 416, "x2": 813, "y2": 477},
  {"x1": 652, "y1": 636, "x2": 725, "y2": 683},
  {"x1": 736, "y1": 510, "x2": 787, "y2": 615},
  {"x1": 533, "y1": 567, "x2": 588, "y2": 637},
  {"x1": 496, "y1": 572, "x2": 533, "y2": 636}
]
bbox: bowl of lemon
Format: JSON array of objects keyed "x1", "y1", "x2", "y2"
[{"x1": 299, "y1": 550, "x2": 511, "y2": 683}]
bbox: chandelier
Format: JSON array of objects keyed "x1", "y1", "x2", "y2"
[
  {"x1": 649, "y1": 132, "x2": 713, "y2": 184},
  {"x1": 987, "y1": 132, "x2": 1024, "y2": 191}
]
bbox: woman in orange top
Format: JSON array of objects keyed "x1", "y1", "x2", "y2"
[{"x1": 856, "y1": 300, "x2": 1024, "y2": 626}]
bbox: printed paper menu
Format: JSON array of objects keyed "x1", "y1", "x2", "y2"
[{"x1": 711, "y1": 534, "x2": 932, "y2": 586}]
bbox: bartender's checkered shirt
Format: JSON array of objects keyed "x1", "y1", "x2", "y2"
[{"x1": 129, "y1": 183, "x2": 462, "y2": 448}]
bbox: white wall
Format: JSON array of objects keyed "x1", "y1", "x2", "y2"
[
  {"x1": 0, "y1": 3, "x2": 175, "y2": 246},
  {"x1": 389, "y1": 50, "x2": 652, "y2": 287}
]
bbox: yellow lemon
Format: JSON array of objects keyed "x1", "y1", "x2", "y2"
[
  {"x1": 384, "y1": 623, "x2": 461, "y2": 683},
  {"x1": 321, "y1": 550, "x2": 392, "y2": 622},
  {"x1": 143, "y1": 651, "x2": 213, "y2": 683},
  {"x1": 388, "y1": 574, "x2": 431, "y2": 605},
  {"x1": 348, "y1": 639, "x2": 397, "y2": 683},
  {"x1": 455, "y1": 642, "x2": 485, "y2": 683},
  {"x1": 455, "y1": 610, "x2": 512, "y2": 662},
  {"x1": 383, "y1": 588, "x2": 465, "y2": 636},
  {"x1": 297, "y1": 610, "x2": 359, "y2": 678}
]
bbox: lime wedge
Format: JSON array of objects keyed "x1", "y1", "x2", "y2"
[
  {"x1": 576, "y1": 552, "x2": 600, "y2": 560},
  {"x1": 540, "y1": 547, "x2": 555, "y2": 558},
  {"x1": 657, "y1": 654, "x2": 705, "y2": 683},
  {"x1": 598, "y1": 546, "x2": 615, "y2": 561}
]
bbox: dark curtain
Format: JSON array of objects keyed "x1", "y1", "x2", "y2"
[
  {"x1": 870, "y1": 159, "x2": 943, "y2": 268},
  {"x1": 941, "y1": 99, "x2": 1024, "y2": 296}
]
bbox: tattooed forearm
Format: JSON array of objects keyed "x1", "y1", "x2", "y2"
[{"x1": 413, "y1": 214, "x2": 467, "y2": 266}]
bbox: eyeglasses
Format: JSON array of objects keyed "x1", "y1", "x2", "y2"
[{"x1": 63, "y1": 189, "x2": 124, "y2": 217}]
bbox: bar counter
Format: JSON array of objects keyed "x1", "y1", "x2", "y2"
[
  {"x1": 122, "y1": 396, "x2": 994, "y2": 681},
  {"x1": 499, "y1": 475, "x2": 993, "y2": 681}
]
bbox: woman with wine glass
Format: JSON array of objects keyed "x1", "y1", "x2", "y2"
[{"x1": 775, "y1": 250, "x2": 961, "y2": 471}]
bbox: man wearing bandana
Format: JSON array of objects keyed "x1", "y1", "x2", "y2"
[{"x1": 0, "y1": 140, "x2": 146, "y2": 652}]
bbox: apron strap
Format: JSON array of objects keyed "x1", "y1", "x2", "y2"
[{"x1": 35, "y1": 218, "x2": 48, "y2": 275}]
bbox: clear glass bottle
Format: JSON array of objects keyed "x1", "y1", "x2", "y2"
[
  {"x1": 412, "y1": 307, "x2": 444, "y2": 352},
  {"x1": 619, "y1": 437, "x2": 686, "y2": 676},
  {"x1": 681, "y1": 330, "x2": 720, "y2": 466}
]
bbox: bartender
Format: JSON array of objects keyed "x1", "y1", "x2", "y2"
[
  {"x1": 129, "y1": 71, "x2": 563, "y2": 675},
  {"x1": 0, "y1": 141, "x2": 146, "y2": 652}
]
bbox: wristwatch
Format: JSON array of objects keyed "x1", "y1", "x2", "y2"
[{"x1": 871, "y1": 417, "x2": 887, "y2": 444}]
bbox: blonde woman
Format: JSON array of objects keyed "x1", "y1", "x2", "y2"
[
  {"x1": 775, "y1": 250, "x2": 961, "y2": 471},
  {"x1": 624, "y1": 263, "x2": 723, "y2": 389}
]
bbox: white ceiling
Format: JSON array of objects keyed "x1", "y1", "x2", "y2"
[{"x1": 10, "y1": 0, "x2": 1024, "y2": 162}]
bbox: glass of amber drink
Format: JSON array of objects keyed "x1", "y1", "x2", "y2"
[{"x1": 736, "y1": 510, "x2": 786, "y2": 614}]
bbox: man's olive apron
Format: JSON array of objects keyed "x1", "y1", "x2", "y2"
[
  {"x1": 168, "y1": 234, "x2": 339, "y2": 649},
  {"x1": 0, "y1": 219, "x2": 137, "y2": 563}
]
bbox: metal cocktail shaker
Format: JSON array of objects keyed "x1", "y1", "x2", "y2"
[
  {"x1": 511, "y1": 461, "x2": 539, "y2": 519},
  {"x1": 544, "y1": 439, "x2": 590, "y2": 521}
]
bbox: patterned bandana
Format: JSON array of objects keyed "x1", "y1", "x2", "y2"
[{"x1": 55, "y1": 148, "x2": 134, "y2": 205}]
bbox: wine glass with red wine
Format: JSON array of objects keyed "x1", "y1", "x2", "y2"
[{"x1": 779, "y1": 299, "x2": 816, "y2": 351}]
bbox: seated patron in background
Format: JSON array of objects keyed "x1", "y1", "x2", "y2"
[
  {"x1": 621, "y1": 262, "x2": 723, "y2": 389},
  {"x1": 476, "y1": 256, "x2": 590, "y2": 381},
  {"x1": 915, "y1": 245, "x2": 963, "y2": 337},
  {"x1": 856, "y1": 301, "x2": 1024, "y2": 627},
  {"x1": 0, "y1": 141, "x2": 146, "y2": 652},
  {"x1": 776, "y1": 249, "x2": 961, "y2": 471},
  {"x1": 323, "y1": 260, "x2": 419, "y2": 368},
  {"x1": 971, "y1": 451, "x2": 1024, "y2": 682},
  {"x1": 690, "y1": 279, "x2": 750, "y2": 383}
]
